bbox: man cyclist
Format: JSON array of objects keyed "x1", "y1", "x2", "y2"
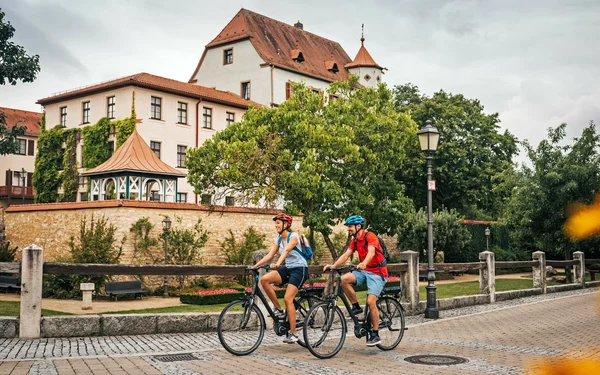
[
  {"x1": 253, "y1": 213, "x2": 308, "y2": 344},
  {"x1": 323, "y1": 215, "x2": 388, "y2": 346}
]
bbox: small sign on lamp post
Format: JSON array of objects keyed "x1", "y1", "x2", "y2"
[{"x1": 428, "y1": 180, "x2": 436, "y2": 191}]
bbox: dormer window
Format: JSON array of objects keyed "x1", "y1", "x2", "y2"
[
  {"x1": 291, "y1": 49, "x2": 304, "y2": 63},
  {"x1": 325, "y1": 60, "x2": 339, "y2": 73}
]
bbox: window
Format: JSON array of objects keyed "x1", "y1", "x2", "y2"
[
  {"x1": 329, "y1": 94, "x2": 340, "y2": 101},
  {"x1": 107, "y1": 141, "x2": 114, "y2": 157},
  {"x1": 60, "y1": 107, "x2": 67, "y2": 126},
  {"x1": 150, "y1": 191, "x2": 160, "y2": 201},
  {"x1": 200, "y1": 194, "x2": 212, "y2": 205},
  {"x1": 27, "y1": 140, "x2": 34, "y2": 156},
  {"x1": 82, "y1": 101, "x2": 90, "y2": 124},
  {"x1": 177, "y1": 102, "x2": 188, "y2": 124},
  {"x1": 223, "y1": 49, "x2": 233, "y2": 65},
  {"x1": 107, "y1": 96, "x2": 115, "y2": 118},
  {"x1": 241, "y1": 81, "x2": 251, "y2": 100},
  {"x1": 177, "y1": 193, "x2": 188, "y2": 203},
  {"x1": 226, "y1": 112, "x2": 235, "y2": 127},
  {"x1": 80, "y1": 192, "x2": 88, "y2": 202},
  {"x1": 225, "y1": 196, "x2": 235, "y2": 206},
  {"x1": 177, "y1": 145, "x2": 187, "y2": 167},
  {"x1": 150, "y1": 141, "x2": 161, "y2": 159},
  {"x1": 203, "y1": 107, "x2": 212, "y2": 129},
  {"x1": 13, "y1": 171, "x2": 26, "y2": 186},
  {"x1": 15, "y1": 139, "x2": 26, "y2": 155},
  {"x1": 151, "y1": 96, "x2": 162, "y2": 119}
]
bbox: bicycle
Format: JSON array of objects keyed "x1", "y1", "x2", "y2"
[
  {"x1": 302, "y1": 265, "x2": 406, "y2": 359},
  {"x1": 217, "y1": 264, "x2": 322, "y2": 356}
]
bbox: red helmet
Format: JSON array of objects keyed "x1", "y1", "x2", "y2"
[{"x1": 273, "y1": 213, "x2": 293, "y2": 225}]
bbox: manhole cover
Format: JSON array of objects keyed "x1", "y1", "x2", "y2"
[
  {"x1": 153, "y1": 353, "x2": 196, "y2": 362},
  {"x1": 404, "y1": 355, "x2": 468, "y2": 366}
]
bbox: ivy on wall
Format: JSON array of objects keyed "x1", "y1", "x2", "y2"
[
  {"x1": 116, "y1": 91, "x2": 136, "y2": 147},
  {"x1": 60, "y1": 128, "x2": 79, "y2": 202},
  {"x1": 82, "y1": 117, "x2": 111, "y2": 169},
  {"x1": 32, "y1": 126, "x2": 64, "y2": 203}
]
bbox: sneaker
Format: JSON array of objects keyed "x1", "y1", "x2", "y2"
[
  {"x1": 283, "y1": 333, "x2": 299, "y2": 344},
  {"x1": 366, "y1": 333, "x2": 382, "y2": 347},
  {"x1": 274, "y1": 308, "x2": 286, "y2": 319},
  {"x1": 350, "y1": 306, "x2": 363, "y2": 316}
]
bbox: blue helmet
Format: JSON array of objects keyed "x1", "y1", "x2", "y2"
[{"x1": 344, "y1": 215, "x2": 365, "y2": 226}]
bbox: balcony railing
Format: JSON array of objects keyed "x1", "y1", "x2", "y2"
[{"x1": 0, "y1": 185, "x2": 34, "y2": 198}]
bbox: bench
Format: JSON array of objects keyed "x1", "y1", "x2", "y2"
[
  {"x1": 0, "y1": 276, "x2": 20, "y2": 293},
  {"x1": 418, "y1": 270, "x2": 445, "y2": 281},
  {"x1": 105, "y1": 281, "x2": 146, "y2": 301}
]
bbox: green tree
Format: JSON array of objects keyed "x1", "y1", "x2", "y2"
[
  {"x1": 504, "y1": 122, "x2": 600, "y2": 260},
  {"x1": 0, "y1": 10, "x2": 40, "y2": 155},
  {"x1": 393, "y1": 84, "x2": 518, "y2": 219},
  {"x1": 397, "y1": 207, "x2": 472, "y2": 262},
  {"x1": 187, "y1": 77, "x2": 416, "y2": 257}
]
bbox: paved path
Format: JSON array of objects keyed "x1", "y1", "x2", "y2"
[{"x1": 0, "y1": 288, "x2": 598, "y2": 374}]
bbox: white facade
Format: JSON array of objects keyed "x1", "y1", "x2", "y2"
[
  {"x1": 347, "y1": 66, "x2": 384, "y2": 88},
  {"x1": 0, "y1": 134, "x2": 36, "y2": 208},
  {"x1": 42, "y1": 85, "x2": 246, "y2": 204}
]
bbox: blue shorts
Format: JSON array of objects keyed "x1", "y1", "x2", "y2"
[{"x1": 352, "y1": 270, "x2": 387, "y2": 297}]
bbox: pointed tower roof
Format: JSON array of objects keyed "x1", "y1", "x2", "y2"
[
  {"x1": 344, "y1": 28, "x2": 383, "y2": 70},
  {"x1": 82, "y1": 128, "x2": 186, "y2": 177}
]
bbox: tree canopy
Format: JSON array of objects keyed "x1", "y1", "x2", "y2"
[
  {"x1": 187, "y1": 78, "x2": 416, "y2": 256},
  {"x1": 393, "y1": 83, "x2": 518, "y2": 219}
]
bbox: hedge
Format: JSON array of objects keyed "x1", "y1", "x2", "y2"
[{"x1": 180, "y1": 281, "x2": 402, "y2": 305}]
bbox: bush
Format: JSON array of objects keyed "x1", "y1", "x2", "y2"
[
  {"x1": 166, "y1": 216, "x2": 209, "y2": 289},
  {"x1": 0, "y1": 241, "x2": 17, "y2": 262},
  {"x1": 220, "y1": 226, "x2": 266, "y2": 286},
  {"x1": 589, "y1": 263, "x2": 600, "y2": 271}
]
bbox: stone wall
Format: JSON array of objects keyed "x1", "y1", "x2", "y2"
[{"x1": 4, "y1": 200, "x2": 342, "y2": 265}]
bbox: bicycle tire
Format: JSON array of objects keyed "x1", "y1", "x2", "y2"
[
  {"x1": 295, "y1": 296, "x2": 320, "y2": 348},
  {"x1": 375, "y1": 297, "x2": 405, "y2": 350},
  {"x1": 217, "y1": 299, "x2": 265, "y2": 356},
  {"x1": 302, "y1": 301, "x2": 347, "y2": 359}
]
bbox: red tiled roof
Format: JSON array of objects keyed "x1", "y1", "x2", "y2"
[
  {"x1": 37, "y1": 73, "x2": 260, "y2": 109},
  {"x1": 199, "y1": 9, "x2": 352, "y2": 82},
  {"x1": 345, "y1": 39, "x2": 383, "y2": 70},
  {"x1": 5, "y1": 199, "x2": 285, "y2": 215},
  {"x1": 82, "y1": 128, "x2": 186, "y2": 177},
  {"x1": 0, "y1": 107, "x2": 42, "y2": 137}
]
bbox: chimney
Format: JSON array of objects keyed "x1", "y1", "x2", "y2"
[{"x1": 294, "y1": 21, "x2": 303, "y2": 30}]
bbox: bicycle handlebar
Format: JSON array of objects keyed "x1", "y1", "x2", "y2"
[
  {"x1": 324, "y1": 265, "x2": 357, "y2": 273},
  {"x1": 246, "y1": 264, "x2": 286, "y2": 272}
]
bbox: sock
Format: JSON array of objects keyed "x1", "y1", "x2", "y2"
[
  {"x1": 352, "y1": 302, "x2": 360, "y2": 310},
  {"x1": 372, "y1": 330, "x2": 379, "y2": 336}
]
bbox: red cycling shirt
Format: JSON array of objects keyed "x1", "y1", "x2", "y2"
[{"x1": 348, "y1": 231, "x2": 388, "y2": 278}]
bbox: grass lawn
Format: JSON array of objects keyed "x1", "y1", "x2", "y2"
[{"x1": 0, "y1": 301, "x2": 72, "y2": 317}]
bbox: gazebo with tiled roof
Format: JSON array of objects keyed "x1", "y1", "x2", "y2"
[{"x1": 81, "y1": 128, "x2": 185, "y2": 202}]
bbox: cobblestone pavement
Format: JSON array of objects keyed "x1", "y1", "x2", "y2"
[{"x1": 0, "y1": 288, "x2": 598, "y2": 374}]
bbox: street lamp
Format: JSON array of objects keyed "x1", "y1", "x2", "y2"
[
  {"x1": 418, "y1": 119, "x2": 440, "y2": 319},
  {"x1": 20, "y1": 168, "x2": 26, "y2": 202},
  {"x1": 485, "y1": 227, "x2": 490, "y2": 251},
  {"x1": 162, "y1": 216, "x2": 172, "y2": 298}
]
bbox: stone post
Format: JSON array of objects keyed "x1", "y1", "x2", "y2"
[
  {"x1": 19, "y1": 244, "x2": 43, "y2": 339},
  {"x1": 80, "y1": 283, "x2": 95, "y2": 310},
  {"x1": 532, "y1": 251, "x2": 547, "y2": 294},
  {"x1": 252, "y1": 250, "x2": 273, "y2": 329},
  {"x1": 573, "y1": 251, "x2": 585, "y2": 288},
  {"x1": 479, "y1": 251, "x2": 496, "y2": 303},
  {"x1": 400, "y1": 251, "x2": 419, "y2": 313}
]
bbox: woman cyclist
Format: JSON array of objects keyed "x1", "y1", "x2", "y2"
[{"x1": 253, "y1": 213, "x2": 309, "y2": 344}]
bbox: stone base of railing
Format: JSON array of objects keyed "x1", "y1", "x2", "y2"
[{"x1": 2, "y1": 283, "x2": 598, "y2": 339}]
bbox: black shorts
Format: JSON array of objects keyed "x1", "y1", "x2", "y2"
[{"x1": 277, "y1": 266, "x2": 308, "y2": 289}]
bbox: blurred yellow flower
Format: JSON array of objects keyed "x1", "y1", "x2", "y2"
[
  {"x1": 527, "y1": 358, "x2": 600, "y2": 375},
  {"x1": 564, "y1": 197, "x2": 600, "y2": 239}
]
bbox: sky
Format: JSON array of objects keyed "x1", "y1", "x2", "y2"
[{"x1": 1, "y1": 0, "x2": 599, "y2": 155}]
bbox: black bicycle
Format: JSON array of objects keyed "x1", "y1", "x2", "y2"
[
  {"x1": 217, "y1": 264, "x2": 322, "y2": 356},
  {"x1": 302, "y1": 265, "x2": 406, "y2": 359}
]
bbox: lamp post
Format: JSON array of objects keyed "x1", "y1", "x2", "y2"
[
  {"x1": 485, "y1": 227, "x2": 490, "y2": 251},
  {"x1": 418, "y1": 119, "x2": 440, "y2": 319},
  {"x1": 162, "y1": 216, "x2": 172, "y2": 298},
  {"x1": 20, "y1": 168, "x2": 26, "y2": 202}
]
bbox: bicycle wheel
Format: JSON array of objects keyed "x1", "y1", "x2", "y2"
[
  {"x1": 295, "y1": 296, "x2": 320, "y2": 348},
  {"x1": 217, "y1": 299, "x2": 265, "y2": 356},
  {"x1": 302, "y1": 301, "x2": 347, "y2": 359},
  {"x1": 375, "y1": 297, "x2": 405, "y2": 350}
]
